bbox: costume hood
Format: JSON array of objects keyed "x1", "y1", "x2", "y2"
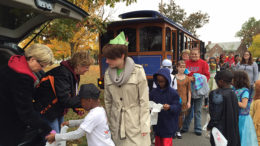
[{"x1": 153, "y1": 68, "x2": 171, "y2": 89}]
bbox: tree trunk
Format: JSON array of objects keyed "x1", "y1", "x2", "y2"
[{"x1": 70, "y1": 43, "x2": 75, "y2": 56}]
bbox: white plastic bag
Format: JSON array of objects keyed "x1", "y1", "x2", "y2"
[
  {"x1": 46, "y1": 126, "x2": 69, "y2": 146},
  {"x1": 212, "y1": 127, "x2": 228, "y2": 146},
  {"x1": 149, "y1": 101, "x2": 163, "y2": 125}
]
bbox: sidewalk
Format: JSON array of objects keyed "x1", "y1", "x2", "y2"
[{"x1": 152, "y1": 107, "x2": 211, "y2": 146}]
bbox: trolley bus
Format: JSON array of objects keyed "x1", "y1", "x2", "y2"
[{"x1": 98, "y1": 10, "x2": 205, "y2": 89}]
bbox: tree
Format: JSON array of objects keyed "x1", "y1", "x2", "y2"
[
  {"x1": 159, "y1": 0, "x2": 209, "y2": 36},
  {"x1": 19, "y1": 0, "x2": 137, "y2": 60},
  {"x1": 248, "y1": 33, "x2": 260, "y2": 57},
  {"x1": 236, "y1": 17, "x2": 260, "y2": 48}
]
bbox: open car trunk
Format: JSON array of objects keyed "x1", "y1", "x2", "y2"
[{"x1": 0, "y1": 0, "x2": 88, "y2": 67}]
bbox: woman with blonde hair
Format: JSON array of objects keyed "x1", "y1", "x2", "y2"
[
  {"x1": 0, "y1": 44, "x2": 54, "y2": 146},
  {"x1": 38, "y1": 51, "x2": 93, "y2": 133}
]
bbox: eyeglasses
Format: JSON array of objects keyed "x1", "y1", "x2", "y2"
[
  {"x1": 36, "y1": 60, "x2": 45, "y2": 68},
  {"x1": 162, "y1": 66, "x2": 172, "y2": 69}
]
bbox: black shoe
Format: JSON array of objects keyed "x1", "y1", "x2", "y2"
[
  {"x1": 180, "y1": 129, "x2": 187, "y2": 133},
  {"x1": 195, "y1": 132, "x2": 202, "y2": 136}
]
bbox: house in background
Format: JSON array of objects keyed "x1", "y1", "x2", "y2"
[{"x1": 205, "y1": 41, "x2": 242, "y2": 58}]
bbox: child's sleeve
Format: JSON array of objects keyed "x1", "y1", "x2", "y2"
[
  {"x1": 55, "y1": 128, "x2": 85, "y2": 142},
  {"x1": 69, "y1": 119, "x2": 84, "y2": 127},
  {"x1": 169, "y1": 92, "x2": 181, "y2": 114},
  {"x1": 241, "y1": 90, "x2": 249, "y2": 99}
]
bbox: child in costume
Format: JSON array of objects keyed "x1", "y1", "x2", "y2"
[
  {"x1": 207, "y1": 70, "x2": 240, "y2": 146},
  {"x1": 233, "y1": 71, "x2": 258, "y2": 146},
  {"x1": 175, "y1": 60, "x2": 191, "y2": 139},
  {"x1": 46, "y1": 84, "x2": 115, "y2": 146},
  {"x1": 150, "y1": 68, "x2": 181, "y2": 146}
]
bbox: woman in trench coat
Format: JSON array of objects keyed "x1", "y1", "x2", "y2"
[{"x1": 103, "y1": 32, "x2": 151, "y2": 146}]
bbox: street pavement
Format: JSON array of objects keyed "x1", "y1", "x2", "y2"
[{"x1": 152, "y1": 106, "x2": 211, "y2": 146}]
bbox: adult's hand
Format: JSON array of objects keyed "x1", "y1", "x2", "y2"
[{"x1": 141, "y1": 133, "x2": 148, "y2": 136}]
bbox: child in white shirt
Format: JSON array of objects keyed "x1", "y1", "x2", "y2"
[{"x1": 46, "y1": 83, "x2": 115, "y2": 146}]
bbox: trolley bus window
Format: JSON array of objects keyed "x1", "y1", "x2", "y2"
[
  {"x1": 178, "y1": 33, "x2": 182, "y2": 55},
  {"x1": 172, "y1": 31, "x2": 176, "y2": 53},
  {"x1": 117, "y1": 28, "x2": 136, "y2": 52},
  {"x1": 139, "y1": 26, "x2": 162, "y2": 52},
  {"x1": 184, "y1": 36, "x2": 187, "y2": 50},
  {"x1": 166, "y1": 28, "x2": 171, "y2": 51},
  {"x1": 100, "y1": 31, "x2": 114, "y2": 51}
]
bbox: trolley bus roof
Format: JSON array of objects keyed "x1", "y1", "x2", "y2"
[{"x1": 113, "y1": 10, "x2": 195, "y2": 39}]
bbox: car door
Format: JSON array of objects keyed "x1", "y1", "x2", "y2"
[{"x1": 0, "y1": 0, "x2": 89, "y2": 67}]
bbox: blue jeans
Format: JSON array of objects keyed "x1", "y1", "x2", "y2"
[
  {"x1": 46, "y1": 116, "x2": 64, "y2": 133},
  {"x1": 182, "y1": 97, "x2": 203, "y2": 133}
]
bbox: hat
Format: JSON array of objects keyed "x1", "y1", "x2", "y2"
[
  {"x1": 109, "y1": 31, "x2": 129, "y2": 46},
  {"x1": 78, "y1": 83, "x2": 100, "y2": 99},
  {"x1": 162, "y1": 59, "x2": 172, "y2": 67}
]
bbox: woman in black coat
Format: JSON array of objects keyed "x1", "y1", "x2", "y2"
[
  {"x1": 0, "y1": 44, "x2": 54, "y2": 146},
  {"x1": 37, "y1": 51, "x2": 93, "y2": 133}
]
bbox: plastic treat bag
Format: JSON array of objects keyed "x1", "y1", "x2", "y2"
[
  {"x1": 212, "y1": 127, "x2": 228, "y2": 146},
  {"x1": 46, "y1": 126, "x2": 69, "y2": 146},
  {"x1": 149, "y1": 101, "x2": 163, "y2": 125}
]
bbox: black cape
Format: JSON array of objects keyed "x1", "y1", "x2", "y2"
[{"x1": 207, "y1": 88, "x2": 240, "y2": 146}]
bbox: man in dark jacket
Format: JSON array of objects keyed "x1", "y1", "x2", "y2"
[{"x1": 0, "y1": 44, "x2": 53, "y2": 146}]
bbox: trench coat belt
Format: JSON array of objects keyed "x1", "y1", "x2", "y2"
[{"x1": 120, "y1": 103, "x2": 139, "y2": 139}]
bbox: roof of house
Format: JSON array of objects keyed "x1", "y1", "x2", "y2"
[{"x1": 207, "y1": 41, "x2": 241, "y2": 51}]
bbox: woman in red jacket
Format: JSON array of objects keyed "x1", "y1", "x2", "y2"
[{"x1": 0, "y1": 44, "x2": 54, "y2": 146}]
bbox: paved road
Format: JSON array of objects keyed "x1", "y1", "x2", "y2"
[{"x1": 152, "y1": 107, "x2": 211, "y2": 146}]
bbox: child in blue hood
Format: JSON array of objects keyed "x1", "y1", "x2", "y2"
[{"x1": 150, "y1": 68, "x2": 181, "y2": 146}]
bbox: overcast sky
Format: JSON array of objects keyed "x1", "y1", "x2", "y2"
[{"x1": 106, "y1": 0, "x2": 260, "y2": 45}]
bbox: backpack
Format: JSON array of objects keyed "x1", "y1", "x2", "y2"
[{"x1": 33, "y1": 75, "x2": 58, "y2": 115}]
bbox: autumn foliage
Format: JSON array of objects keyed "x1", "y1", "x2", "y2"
[{"x1": 19, "y1": 0, "x2": 137, "y2": 61}]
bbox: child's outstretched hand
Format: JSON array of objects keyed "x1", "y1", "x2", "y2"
[
  {"x1": 61, "y1": 121, "x2": 69, "y2": 127},
  {"x1": 163, "y1": 104, "x2": 170, "y2": 110},
  {"x1": 46, "y1": 133, "x2": 56, "y2": 143}
]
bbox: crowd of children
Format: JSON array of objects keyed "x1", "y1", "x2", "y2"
[{"x1": 42, "y1": 32, "x2": 260, "y2": 146}]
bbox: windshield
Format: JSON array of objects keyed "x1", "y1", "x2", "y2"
[{"x1": 0, "y1": 5, "x2": 39, "y2": 30}]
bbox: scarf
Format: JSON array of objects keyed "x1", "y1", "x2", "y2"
[
  {"x1": 108, "y1": 57, "x2": 135, "y2": 86},
  {"x1": 60, "y1": 61, "x2": 80, "y2": 83}
]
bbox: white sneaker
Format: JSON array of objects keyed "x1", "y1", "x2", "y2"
[{"x1": 176, "y1": 131, "x2": 182, "y2": 139}]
